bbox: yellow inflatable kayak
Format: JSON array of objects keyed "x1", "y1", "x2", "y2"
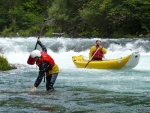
[{"x1": 72, "y1": 52, "x2": 140, "y2": 69}]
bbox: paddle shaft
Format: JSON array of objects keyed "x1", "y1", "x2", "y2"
[
  {"x1": 34, "y1": 21, "x2": 46, "y2": 50},
  {"x1": 84, "y1": 47, "x2": 100, "y2": 68}
]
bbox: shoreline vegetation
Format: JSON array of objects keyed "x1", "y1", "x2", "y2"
[
  {"x1": 0, "y1": 56, "x2": 16, "y2": 71},
  {"x1": 0, "y1": 31, "x2": 150, "y2": 38},
  {"x1": 0, "y1": 0, "x2": 149, "y2": 38}
]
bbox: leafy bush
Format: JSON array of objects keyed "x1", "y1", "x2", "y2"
[
  {"x1": 0, "y1": 56, "x2": 16, "y2": 71},
  {"x1": 44, "y1": 28, "x2": 54, "y2": 37},
  {"x1": 1, "y1": 27, "x2": 16, "y2": 37}
]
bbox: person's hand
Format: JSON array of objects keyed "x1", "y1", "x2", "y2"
[
  {"x1": 30, "y1": 86, "x2": 36, "y2": 92},
  {"x1": 99, "y1": 46, "x2": 103, "y2": 49}
]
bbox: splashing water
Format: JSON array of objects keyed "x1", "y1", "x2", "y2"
[{"x1": 0, "y1": 37, "x2": 150, "y2": 112}]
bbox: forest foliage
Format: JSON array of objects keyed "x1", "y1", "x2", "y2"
[
  {"x1": 0, "y1": 56, "x2": 16, "y2": 71},
  {"x1": 0, "y1": 0, "x2": 149, "y2": 38}
]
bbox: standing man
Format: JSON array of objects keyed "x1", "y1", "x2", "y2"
[
  {"x1": 27, "y1": 39, "x2": 59, "y2": 92},
  {"x1": 89, "y1": 39, "x2": 107, "y2": 60}
]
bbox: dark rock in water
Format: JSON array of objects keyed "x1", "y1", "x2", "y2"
[
  {"x1": 12, "y1": 63, "x2": 28, "y2": 69},
  {"x1": 10, "y1": 64, "x2": 17, "y2": 69},
  {"x1": 145, "y1": 33, "x2": 150, "y2": 38},
  {"x1": 139, "y1": 33, "x2": 150, "y2": 38}
]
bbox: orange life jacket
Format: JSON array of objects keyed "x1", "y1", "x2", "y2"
[
  {"x1": 92, "y1": 46, "x2": 103, "y2": 59},
  {"x1": 27, "y1": 52, "x2": 55, "y2": 68},
  {"x1": 36, "y1": 52, "x2": 55, "y2": 67}
]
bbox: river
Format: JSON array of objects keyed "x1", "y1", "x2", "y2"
[{"x1": 0, "y1": 37, "x2": 150, "y2": 113}]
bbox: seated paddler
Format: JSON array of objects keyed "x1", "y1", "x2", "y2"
[{"x1": 89, "y1": 39, "x2": 107, "y2": 61}]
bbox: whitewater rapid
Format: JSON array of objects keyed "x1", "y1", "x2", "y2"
[
  {"x1": 0, "y1": 37, "x2": 150, "y2": 71},
  {"x1": 0, "y1": 37, "x2": 150, "y2": 112}
]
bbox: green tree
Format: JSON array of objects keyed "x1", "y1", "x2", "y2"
[
  {"x1": 0, "y1": 0, "x2": 149, "y2": 37},
  {"x1": 8, "y1": 0, "x2": 44, "y2": 36},
  {"x1": 79, "y1": 0, "x2": 111, "y2": 37},
  {"x1": 47, "y1": 0, "x2": 91, "y2": 37},
  {"x1": 79, "y1": 0, "x2": 150, "y2": 37},
  {"x1": 0, "y1": 0, "x2": 50, "y2": 36},
  {"x1": 0, "y1": 0, "x2": 15, "y2": 32},
  {"x1": 122, "y1": 0, "x2": 150, "y2": 35},
  {"x1": 48, "y1": 0, "x2": 69, "y2": 33}
]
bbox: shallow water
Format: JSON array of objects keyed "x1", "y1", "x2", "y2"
[{"x1": 0, "y1": 37, "x2": 150, "y2": 112}]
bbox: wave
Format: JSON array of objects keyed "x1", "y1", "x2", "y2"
[
  {"x1": 0, "y1": 37, "x2": 150, "y2": 71},
  {"x1": 0, "y1": 37, "x2": 150, "y2": 53}
]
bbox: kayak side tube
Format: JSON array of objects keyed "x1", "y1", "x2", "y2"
[
  {"x1": 72, "y1": 52, "x2": 140, "y2": 69},
  {"x1": 122, "y1": 52, "x2": 140, "y2": 69}
]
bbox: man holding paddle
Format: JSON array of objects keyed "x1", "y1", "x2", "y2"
[
  {"x1": 27, "y1": 39, "x2": 59, "y2": 92},
  {"x1": 89, "y1": 39, "x2": 107, "y2": 61}
]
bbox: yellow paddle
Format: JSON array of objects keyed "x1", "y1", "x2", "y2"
[{"x1": 84, "y1": 48, "x2": 100, "y2": 68}]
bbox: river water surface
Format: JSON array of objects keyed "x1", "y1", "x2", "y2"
[{"x1": 0, "y1": 37, "x2": 150, "y2": 113}]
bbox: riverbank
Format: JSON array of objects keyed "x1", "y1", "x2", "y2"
[
  {"x1": 0, "y1": 32, "x2": 150, "y2": 38},
  {"x1": 0, "y1": 56, "x2": 16, "y2": 71}
]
